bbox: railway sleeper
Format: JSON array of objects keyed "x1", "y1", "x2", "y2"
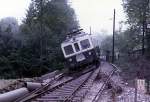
[
  {"x1": 54, "y1": 89, "x2": 75, "y2": 93},
  {"x1": 64, "y1": 85, "x2": 79, "y2": 89},
  {"x1": 72, "y1": 97, "x2": 82, "y2": 102},
  {"x1": 61, "y1": 86, "x2": 77, "y2": 89},
  {"x1": 82, "y1": 84, "x2": 91, "y2": 87},
  {"x1": 42, "y1": 94, "x2": 71, "y2": 98},
  {"x1": 75, "y1": 91, "x2": 86, "y2": 96},
  {"x1": 41, "y1": 96, "x2": 60, "y2": 98},
  {"x1": 42, "y1": 96, "x2": 67, "y2": 100},
  {"x1": 39, "y1": 95, "x2": 70, "y2": 100},
  {"x1": 47, "y1": 91, "x2": 73, "y2": 95},
  {"x1": 73, "y1": 89, "x2": 88, "y2": 98},
  {"x1": 65, "y1": 83, "x2": 83, "y2": 87},
  {"x1": 51, "y1": 87, "x2": 75, "y2": 92},
  {"x1": 73, "y1": 94, "x2": 86, "y2": 102},
  {"x1": 42, "y1": 95, "x2": 72, "y2": 99},
  {"x1": 44, "y1": 93, "x2": 71, "y2": 97},
  {"x1": 36, "y1": 98, "x2": 64, "y2": 101}
]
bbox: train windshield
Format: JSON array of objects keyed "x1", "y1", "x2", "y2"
[
  {"x1": 74, "y1": 43, "x2": 80, "y2": 52},
  {"x1": 80, "y1": 39, "x2": 90, "y2": 49},
  {"x1": 64, "y1": 45, "x2": 74, "y2": 55}
]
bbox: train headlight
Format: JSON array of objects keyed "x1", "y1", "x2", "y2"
[
  {"x1": 88, "y1": 52, "x2": 92, "y2": 55},
  {"x1": 69, "y1": 58, "x2": 72, "y2": 62}
]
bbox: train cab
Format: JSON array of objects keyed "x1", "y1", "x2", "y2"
[{"x1": 61, "y1": 31, "x2": 99, "y2": 69}]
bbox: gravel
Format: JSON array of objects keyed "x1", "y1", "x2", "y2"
[{"x1": 116, "y1": 86, "x2": 150, "y2": 102}]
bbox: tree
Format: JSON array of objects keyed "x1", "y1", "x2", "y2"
[
  {"x1": 123, "y1": 0, "x2": 149, "y2": 26},
  {"x1": 0, "y1": 17, "x2": 23, "y2": 78},
  {"x1": 0, "y1": 17, "x2": 19, "y2": 35},
  {"x1": 19, "y1": 0, "x2": 78, "y2": 76},
  {"x1": 122, "y1": 0, "x2": 150, "y2": 56},
  {"x1": 101, "y1": 27, "x2": 141, "y2": 59}
]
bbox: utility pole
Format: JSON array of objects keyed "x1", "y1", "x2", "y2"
[
  {"x1": 112, "y1": 9, "x2": 115, "y2": 63},
  {"x1": 90, "y1": 26, "x2": 92, "y2": 35},
  {"x1": 145, "y1": 0, "x2": 150, "y2": 94},
  {"x1": 142, "y1": 0, "x2": 150, "y2": 55},
  {"x1": 39, "y1": 0, "x2": 44, "y2": 74},
  {"x1": 142, "y1": 4, "x2": 146, "y2": 55},
  {"x1": 40, "y1": 0, "x2": 43, "y2": 59},
  {"x1": 142, "y1": 21, "x2": 145, "y2": 56}
]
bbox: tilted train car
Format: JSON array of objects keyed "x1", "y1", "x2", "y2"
[{"x1": 61, "y1": 30, "x2": 100, "y2": 70}]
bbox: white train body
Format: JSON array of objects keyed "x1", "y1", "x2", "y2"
[{"x1": 61, "y1": 31, "x2": 100, "y2": 69}]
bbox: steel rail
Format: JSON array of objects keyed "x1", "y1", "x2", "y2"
[
  {"x1": 92, "y1": 67, "x2": 116, "y2": 102},
  {"x1": 72, "y1": 66, "x2": 101, "y2": 102},
  {"x1": 14, "y1": 64, "x2": 99, "y2": 102},
  {"x1": 17, "y1": 66, "x2": 96, "y2": 102},
  {"x1": 14, "y1": 73, "x2": 65, "y2": 102},
  {"x1": 35, "y1": 66, "x2": 98, "y2": 102},
  {"x1": 22, "y1": 77, "x2": 73, "y2": 102},
  {"x1": 63, "y1": 71, "x2": 94, "y2": 102},
  {"x1": 35, "y1": 72, "x2": 92, "y2": 102},
  {"x1": 62, "y1": 65, "x2": 100, "y2": 102}
]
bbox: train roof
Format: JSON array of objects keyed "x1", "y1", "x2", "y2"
[{"x1": 62, "y1": 32, "x2": 91, "y2": 45}]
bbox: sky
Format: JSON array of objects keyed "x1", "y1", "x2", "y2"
[
  {"x1": 0, "y1": 0, "x2": 31, "y2": 23},
  {"x1": 0, "y1": 0, "x2": 126, "y2": 35},
  {"x1": 70, "y1": 0, "x2": 126, "y2": 34}
]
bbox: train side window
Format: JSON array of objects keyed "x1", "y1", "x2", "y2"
[
  {"x1": 64, "y1": 45, "x2": 74, "y2": 55},
  {"x1": 74, "y1": 43, "x2": 80, "y2": 52},
  {"x1": 80, "y1": 39, "x2": 90, "y2": 49}
]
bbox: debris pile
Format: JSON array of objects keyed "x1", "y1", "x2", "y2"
[{"x1": 0, "y1": 78, "x2": 33, "y2": 93}]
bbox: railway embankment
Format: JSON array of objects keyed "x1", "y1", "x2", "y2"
[{"x1": 0, "y1": 61, "x2": 150, "y2": 102}]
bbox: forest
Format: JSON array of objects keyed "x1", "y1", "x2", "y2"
[
  {"x1": 0, "y1": 0, "x2": 150, "y2": 79},
  {"x1": 101, "y1": 0, "x2": 150, "y2": 82},
  {"x1": 0, "y1": 0, "x2": 78, "y2": 78}
]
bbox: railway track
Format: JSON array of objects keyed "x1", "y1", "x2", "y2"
[
  {"x1": 91, "y1": 68, "x2": 116, "y2": 102},
  {"x1": 82, "y1": 62, "x2": 118, "y2": 102},
  {"x1": 14, "y1": 65, "x2": 97, "y2": 102},
  {"x1": 14, "y1": 71, "x2": 72, "y2": 102},
  {"x1": 13, "y1": 62, "x2": 120, "y2": 102},
  {"x1": 34, "y1": 66, "x2": 101, "y2": 102}
]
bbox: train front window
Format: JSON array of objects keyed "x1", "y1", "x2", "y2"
[
  {"x1": 64, "y1": 45, "x2": 74, "y2": 55},
  {"x1": 80, "y1": 39, "x2": 90, "y2": 49},
  {"x1": 74, "y1": 43, "x2": 80, "y2": 52}
]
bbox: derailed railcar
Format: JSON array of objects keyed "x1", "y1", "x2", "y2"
[{"x1": 61, "y1": 30, "x2": 100, "y2": 70}]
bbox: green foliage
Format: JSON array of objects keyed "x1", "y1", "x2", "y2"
[
  {"x1": 123, "y1": 0, "x2": 150, "y2": 56},
  {"x1": 20, "y1": 0, "x2": 78, "y2": 76},
  {"x1": 0, "y1": 0, "x2": 78, "y2": 78},
  {"x1": 123, "y1": 0, "x2": 149, "y2": 26},
  {"x1": 101, "y1": 27, "x2": 141, "y2": 56},
  {"x1": 0, "y1": 28, "x2": 22, "y2": 78}
]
